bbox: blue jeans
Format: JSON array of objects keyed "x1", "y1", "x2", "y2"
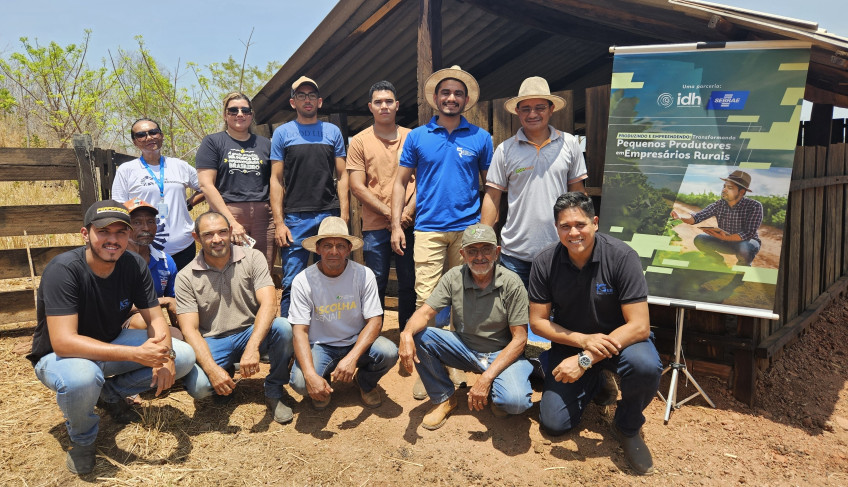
[
  {"x1": 693, "y1": 233, "x2": 761, "y2": 266},
  {"x1": 183, "y1": 318, "x2": 294, "y2": 400},
  {"x1": 290, "y1": 336, "x2": 398, "y2": 394},
  {"x1": 34, "y1": 329, "x2": 196, "y2": 446},
  {"x1": 499, "y1": 253, "x2": 532, "y2": 289},
  {"x1": 413, "y1": 327, "x2": 533, "y2": 414},
  {"x1": 280, "y1": 209, "x2": 339, "y2": 317},
  {"x1": 363, "y1": 228, "x2": 416, "y2": 330},
  {"x1": 540, "y1": 335, "x2": 662, "y2": 437}
]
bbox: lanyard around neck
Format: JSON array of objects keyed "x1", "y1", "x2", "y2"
[{"x1": 139, "y1": 155, "x2": 165, "y2": 197}]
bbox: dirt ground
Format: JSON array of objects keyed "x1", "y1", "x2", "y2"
[{"x1": 2, "y1": 293, "x2": 848, "y2": 486}]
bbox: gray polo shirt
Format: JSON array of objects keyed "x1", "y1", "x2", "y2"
[
  {"x1": 175, "y1": 245, "x2": 274, "y2": 337},
  {"x1": 425, "y1": 263, "x2": 528, "y2": 353}
]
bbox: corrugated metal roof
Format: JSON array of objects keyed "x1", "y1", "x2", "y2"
[{"x1": 254, "y1": 0, "x2": 848, "y2": 134}]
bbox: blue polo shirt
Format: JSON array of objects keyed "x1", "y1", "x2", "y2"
[
  {"x1": 400, "y1": 116, "x2": 493, "y2": 232},
  {"x1": 148, "y1": 248, "x2": 177, "y2": 298}
]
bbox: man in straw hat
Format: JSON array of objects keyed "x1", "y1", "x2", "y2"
[
  {"x1": 176, "y1": 211, "x2": 295, "y2": 424},
  {"x1": 27, "y1": 200, "x2": 196, "y2": 475},
  {"x1": 289, "y1": 216, "x2": 398, "y2": 410},
  {"x1": 391, "y1": 65, "x2": 493, "y2": 397},
  {"x1": 482, "y1": 76, "x2": 587, "y2": 288},
  {"x1": 270, "y1": 75, "x2": 349, "y2": 319},
  {"x1": 399, "y1": 223, "x2": 533, "y2": 430},
  {"x1": 671, "y1": 169, "x2": 763, "y2": 266}
]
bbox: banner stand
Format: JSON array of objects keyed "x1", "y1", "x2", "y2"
[{"x1": 656, "y1": 306, "x2": 716, "y2": 424}]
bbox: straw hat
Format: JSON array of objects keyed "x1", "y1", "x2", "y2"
[
  {"x1": 504, "y1": 76, "x2": 565, "y2": 115},
  {"x1": 302, "y1": 216, "x2": 363, "y2": 253},
  {"x1": 721, "y1": 170, "x2": 752, "y2": 192},
  {"x1": 424, "y1": 65, "x2": 479, "y2": 112}
]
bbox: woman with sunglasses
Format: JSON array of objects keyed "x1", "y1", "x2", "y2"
[
  {"x1": 194, "y1": 92, "x2": 277, "y2": 271},
  {"x1": 112, "y1": 118, "x2": 202, "y2": 270}
]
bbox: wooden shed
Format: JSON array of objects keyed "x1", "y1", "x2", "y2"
[{"x1": 251, "y1": 0, "x2": 848, "y2": 405}]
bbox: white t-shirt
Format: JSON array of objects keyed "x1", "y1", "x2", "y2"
[
  {"x1": 112, "y1": 156, "x2": 200, "y2": 255},
  {"x1": 288, "y1": 260, "x2": 383, "y2": 347}
]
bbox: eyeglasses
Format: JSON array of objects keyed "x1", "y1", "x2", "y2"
[
  {"x1": 226, "y1": 106, "x2": 253, "y2": 115},
  {"x1": 132, "y1": 128, "x2": 163, "y2": 139},
  {"x1": 517, "y1": 104, "x2": 550, "y2": 115},
  {"x1": 463, "y1": 245, "x2": 496, "y2": 257},
  {"x1": 293, "y1": 92, "x2": 319, "y2": 101}
]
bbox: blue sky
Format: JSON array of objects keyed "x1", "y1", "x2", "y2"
[{"x1": 678, "y1": 165, "x2": 792, "y2": 197}]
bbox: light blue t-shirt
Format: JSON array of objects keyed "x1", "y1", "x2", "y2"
[{"x1": 399, "y1": 116, "x2": 493, "y2": 232}]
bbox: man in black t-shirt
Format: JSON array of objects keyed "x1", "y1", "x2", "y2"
[
  {"x1": 528, "y1": 192, "x2": 662, "y2": 475},
  {"x1": 26, "y1": 200, "x2": 196, "y2": 475}
]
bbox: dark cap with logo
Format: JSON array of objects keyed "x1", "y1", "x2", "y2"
[
  {"x1": 84, "y1": 200, "x2": 132, "y2": 229},
  {"x1": 461, "y1": 223, "x2": 498, "y2": 248}
]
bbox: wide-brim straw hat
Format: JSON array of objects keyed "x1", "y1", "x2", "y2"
[
  {"x1": 424, "y1": 65, "x2": 479, "y2": 113},
  {"x1": 302, "y1": 216, "x2": 363, "y2": 253},
  {"x1": 505, "y1": 76, "x2": 566, "y2": 115}
]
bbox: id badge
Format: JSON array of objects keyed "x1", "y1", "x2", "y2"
[
  {"x1": 157, "y1": 202, "x2": 169, "y2": 219},
  {"x1": 243, "y1": 235, "x2": 256, "y2": 249}
]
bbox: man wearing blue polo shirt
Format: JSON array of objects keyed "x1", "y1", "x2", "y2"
[{"x1": 390, "y1": 65, "x2": 493, "y2": 397}]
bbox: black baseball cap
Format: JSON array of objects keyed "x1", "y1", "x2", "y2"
[{"x1": 84, "y1": 200, "x2": 132, "y2": 229}]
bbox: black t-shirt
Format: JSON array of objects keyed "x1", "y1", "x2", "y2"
[
  {"x1": 27, "y1": 247, "x2": 159, "y2": 365},
  {"x1": 528, "y1": 233, "x2": 648, "y2": 354},
  {"x1": 195, "y1": 131, "x2": 272, "y2": 202}
]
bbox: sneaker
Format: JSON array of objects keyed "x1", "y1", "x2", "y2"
[
  {"x1": 447, "y1": 367, "x2": 467, "y2": 388},
  {"x1": 593, "y1": 370, "x2": 620, "y2": 406},
  {"x1": 312, "y1": 395, "x2": 331, "y2": 411},
  {"x1": 612, "y1": 424, "x2": 655, "y2": 475},
  {"x1": 66, "y1": 441, "x2": 96, "y2": 475},
  {"x1": 265, "y1": 396, "x2": 293, "y2": 424},
  {"x1": 96, "y1": 398, "x2": 140, "y2": 424},
  {"x1": 412, "y1": 376, "x2": 428, "y2": 400},
  {"x1": 422, "y1": 396, "x2": 457, "y2": 430},
  {"x1": 490, "y1": 403, "x2": 508, "y2": 418}
]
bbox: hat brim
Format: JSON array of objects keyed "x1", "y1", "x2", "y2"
[
  {"x1": 424, "y1": 67, "x2": 480, "y2": 113},
  {"x1": 720, "y1": 177, "x2": 751, "y2": 192},
  {"x1": 504, "y1": 94, "x2": 566, "y2": 115},
  {"x1": 302, "y1": 234, "x2": 364, "y2": 253},
  {"x1": 89, "y1": 217, "x2": 132, "y2": 229}
]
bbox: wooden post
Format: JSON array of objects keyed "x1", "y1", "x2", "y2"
[
  {"x1": 72, "y1": 134, "x2": 98, "y2": 212},
  {"x1": 417, "y1": 0, "x2": 442, "y2": 126},
  {"x1": 585, "y1": 84, "x2": 611, "y2": 195},
  {"x1": 733, "y1": 316, "x2": 756, "y2": 406}
]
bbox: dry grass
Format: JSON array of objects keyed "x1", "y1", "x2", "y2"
[{"x1": 0, "y1": 180, "x2": 83, "y2": 250}]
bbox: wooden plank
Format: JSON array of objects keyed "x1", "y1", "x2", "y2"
[
  {"x1": 464, "y1": 100, "x2": 490, "y2": 134},
  {"x1": 73, "y1": 134, "x2": 98, "y2": 210},
  {"x1": 0, "y1": 148, "x2": 79, "y2": 181},
  {"x1": 549, "y1": 90, "x2": 574, "y2": 136},
  {"x1": 584, "y1": 84, "x2": 611, "y2": 190},
  {"x1": 842, "y1": 144, "x2": 848, "y2": 277},
  {"x1": 785, "y1": 148, "x2": 803, "y2": 321},
  {"x1": 417, "y1": 0, "x2": 441, "y2": 126},
  {"x1": 0, "y1": 246, "x2": 78, "y2": 279},
  {"x1": 788, "y1": 174, "x2": 848, "y2": 191},
  {"x1": 0, "y1": 204, "x2": 84, "y2": 237},
  {"x1": 811, "y1": 146, "x2": 826, "y2": 299},
  {"x1": 491, "y1": 96, "x2": 515, "y2": 148},
  {"x1": 756, "y1": 276, "x2": 848, "y2": 358},
  {"x1": 733, "y1": 316, "x2": 756, "y2": 406},
  {"x1": 824, "y1": 143, "x2": 842, "y2": 287},
  {"x1": 0, "y1": 290, "x2": 37, "y2": 325},
  {"x1": 802, "y1": 146, "x2": 816, "y2": 309}
]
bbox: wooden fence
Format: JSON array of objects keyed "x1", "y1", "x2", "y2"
[{"x1": 0, "y1": 135, "x2": 134, "y2": 329}]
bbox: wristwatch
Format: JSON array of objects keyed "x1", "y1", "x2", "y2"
[
  {"x1": 577, "y1": 351, "x2": 592, "y2": 370},
  {"x1": 167, "y1": 348, "x2": 176, "y2": 360}
]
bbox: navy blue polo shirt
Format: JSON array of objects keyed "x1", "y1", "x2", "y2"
[{"x1": 528, "y1": 233, "x2": 648, "y2": 353}]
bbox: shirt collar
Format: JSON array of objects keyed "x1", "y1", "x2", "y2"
[
  {"x1": 426, "y1": 115, "x2": 470, "y2": 133},
  {"x1": 516, "y1": 125, "x2": 560, "y2": 143},
  {"x1": 461, "y1": 263, "x2": 505, "y2": 293}
]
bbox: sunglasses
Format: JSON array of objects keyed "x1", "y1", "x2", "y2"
[
  {"x1": 132, "y1": 128, "x2": 162, "y2": 139},
  {"x1": 226, "y1": 106, "x2": 253, "y2": 115}
]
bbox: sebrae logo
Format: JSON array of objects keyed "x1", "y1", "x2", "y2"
[{"x1": 707, "y1": 91, "x2": 749, "y2": 110}]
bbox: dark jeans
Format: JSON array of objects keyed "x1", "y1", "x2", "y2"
[
  {"x1": 363, "y1": 227, "x2": 416, "y2": 330},
  {"x1": 171, "y1": 242, "x2": 197, "y2": 271},
  {"x1": 694, "y1": 233, "x2": 761, "y2": 266},
  {"x1": 540, "y1": 334, "x2": 662, "y2": 438}
]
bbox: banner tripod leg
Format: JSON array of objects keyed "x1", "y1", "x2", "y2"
[{"x1": 656, "y1": 307, "x2": 716, "y2": 424}]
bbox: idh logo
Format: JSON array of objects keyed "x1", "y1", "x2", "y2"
[{"x1": 657, "y1": 92, "x2": 702, "y2": 108}]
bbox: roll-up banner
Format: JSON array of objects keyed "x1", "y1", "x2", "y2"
[{"x1": 600, "y1": 41, "x2": 811, "y2": 319}]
